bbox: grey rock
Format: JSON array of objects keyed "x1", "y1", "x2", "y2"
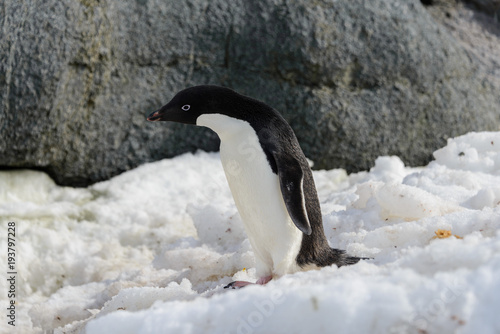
[
  {"x1": 464, "y1": 0, "x2": 500, "y2": 16},
  {"x1": 1, "y1": 0, "x2": 499, "y2": 186}
]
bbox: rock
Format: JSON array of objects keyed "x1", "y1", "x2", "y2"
[
  {"x1": 425, "y1": 0, "x2": 500, "y2": 87},
  {"x1": 1, "y1": 0, "x2": 499, "y2": 186},
  {"x1": 464, "y1": 0, "x2": 500, "y2": 16}
]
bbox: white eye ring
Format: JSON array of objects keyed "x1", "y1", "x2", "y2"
[{"x1": 181, "y1": 105, "x2": 190, "y2": 111}]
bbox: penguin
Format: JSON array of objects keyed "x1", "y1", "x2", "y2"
[{"x1": 147, "y1": 85, "x2": 365, "y2": 288}]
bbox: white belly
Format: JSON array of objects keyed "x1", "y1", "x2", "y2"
[{"x1": 197, "y1": 114, "x2": 303, "y2": 277}]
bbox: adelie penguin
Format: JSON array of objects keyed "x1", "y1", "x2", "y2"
[{"x1": 147, "y1": 85, "x2": 366, "y2": 288}]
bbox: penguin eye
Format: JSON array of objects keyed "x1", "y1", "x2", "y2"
[{"x1": 181, "y1": 105, "x2": 190, "y2": 111}]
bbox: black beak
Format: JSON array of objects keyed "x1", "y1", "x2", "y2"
[
  {"x1": 146, "y1": 106, "x2": 196, "y2": 125},
  {"x1": 147, "y1": 110, "x2": 161, "y2": 122}
]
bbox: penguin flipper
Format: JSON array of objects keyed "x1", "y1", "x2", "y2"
[{"x1": 274, "y1": 153, "x2": 312, "y2": 235}]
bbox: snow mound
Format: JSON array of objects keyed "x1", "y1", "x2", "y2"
[{"x1": 433, "y1": 131, "x2": 500, "y2": 174}]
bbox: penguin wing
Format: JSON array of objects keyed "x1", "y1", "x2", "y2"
[{"x1": 274, "y1": 153, "x2": 313, "y2": 235}]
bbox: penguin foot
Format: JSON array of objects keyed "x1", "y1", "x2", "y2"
[
  {"x1": 224, "y1": 276, "x2": 273, "y2": 289},
  {"x1": 224, "y1": 281, "x2": 254, "y2": 289},
  {"x1": 256, "y1": 275, "x2": 272, "y2": 285}
]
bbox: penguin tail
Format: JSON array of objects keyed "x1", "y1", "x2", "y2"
[
  {"x1": 331, "y1": 248, "x2": 373, "y2": 267},
  {"x1": 297, "y1": 247, "x2": 372, "y2": 269}
]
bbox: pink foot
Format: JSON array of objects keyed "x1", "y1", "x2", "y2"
[
  {"x1": 224, "y1": 276, "x2": 273, "y2": 289},
  {"x1": 256, "y1": 275, "x2": 272, "y2": 285}
]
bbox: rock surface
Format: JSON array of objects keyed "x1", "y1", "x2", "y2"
[
  {"x1": 465, "y1": 0, "x2": 500, "y2": 16},
  {"x1": 1, "y1": 0, "x2": 499, "y2": 186}
]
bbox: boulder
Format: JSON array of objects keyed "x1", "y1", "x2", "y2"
[
  {"x1": 1, "y1": 0, "x2": 499, "y2": 186},
  {"x1": 465, "y1": 0, "x2": 500, "y2": 16}
]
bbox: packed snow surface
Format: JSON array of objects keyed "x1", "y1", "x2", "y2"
[{"x1": 1, "y1": 131, "x2": 500, "y2": 334}]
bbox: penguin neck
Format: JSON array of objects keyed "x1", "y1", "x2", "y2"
[{"x1": 196, "y1": 113, "x2": 253, "y2": 141}]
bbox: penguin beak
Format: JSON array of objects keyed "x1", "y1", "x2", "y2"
[
  {"x1": 146, "y1": 107, "x2": 197, "y2": 125},
  {"x1": 147, "y1": 110, "x2": 162, "y2": 122}
]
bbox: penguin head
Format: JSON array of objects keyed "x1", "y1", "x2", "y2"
[{"x1": 147, "y1": 85, "x2": 244, "y2": 125}]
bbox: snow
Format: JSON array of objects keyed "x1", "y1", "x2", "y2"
[{"x1": 1, "y1": 131, "x2": 500, "y2": 334}]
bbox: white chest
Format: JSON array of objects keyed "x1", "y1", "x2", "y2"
[{"x1": 196, "y1": 113, "x2": 302, "y2": 276}]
